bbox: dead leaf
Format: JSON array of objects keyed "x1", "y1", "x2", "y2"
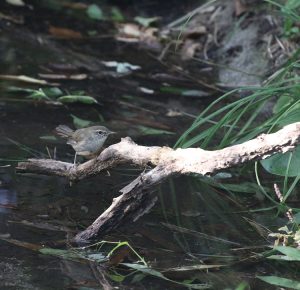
[
  {"x1": 49, "y1": 26, "x2": 83, "y2": 39},
  {"x1": 234, "y1": 0, "x2": 248, "y2": 16},
  {"x1": 182, "y1": 26, "x2": 207, "y2": 38},
  {"x1": 116, "y1": 23, "x2": 160, "y2": 49},
  {"x1": 108, "y1": 246, "x2": 131, "y2": 266},
  {"x1": 116, "y1": 23, "x2": 142, "y2": 39},
  {"x1": 181, "y1": 209, "x2": 201, "y2": 217},
  {"x1": 139, "y1": 87, "x2": 154, "y2": 94},
  {"x1": 0, "y1": 12, "x2": 24, "y2": 24},
  {"x1": 166, "y1": 109, "x2": 182, "y2": 117},
  {"x1": 38, "y1": 73, "x2": 87, "y2": 80},
  {"x1": 0, "y1": 204, "x2": 17, "y2": 210},
  {"x1": 180, "y1": 39, "x2": 202, "y2": 60},
  {"x1": 0, "y1": 74, "x2": 48, "y2": 85},
  {"x1": 101, "y1": 61, "x2": 141, "y2": 74},
  {"x1": 0, "y1": 237, "x2": 42, "y2": 251},
  {"x1": 140, "y1": 27, "x2": 161, "y2": 50},
  {"x1": 164, "y1": 264, "x2": 224, "y2": 272},
  {"x1": 62, "y1": 2, "x2": 88, "y2": 9}
]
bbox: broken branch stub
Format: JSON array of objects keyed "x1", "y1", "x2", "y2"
[{"x1": 16, "y1": 122, "x2": 300, "y2": 243}]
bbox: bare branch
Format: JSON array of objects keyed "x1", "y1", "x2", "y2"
[
  {"x1": 16, "y1": 122, "x2": 300, "y2": 243},
  {"x1": 74, "y1": 165, "x2": 172, "y2": 244}
]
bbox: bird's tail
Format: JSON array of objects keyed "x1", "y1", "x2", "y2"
[{"x1": 55, "y1": 125, "x2": 74, "y2": 138}]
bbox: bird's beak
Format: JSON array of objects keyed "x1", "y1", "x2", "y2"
[{"x1": 109, "y1": 131, "x2": 116, "y2": 135}]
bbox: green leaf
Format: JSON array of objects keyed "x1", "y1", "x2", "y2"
[
  {"x1": 27, "y1": 89, "x2": 50, "y2": 100},
  {"x1": 235, "y1": 281, "x2": 249, "y2": 290},
  {"x1": 87, "y1": 30, "x2": 98, "y2": 36},
  {"x1": 274, "y1": 246, "x2": 300, "y2": 261},
  {"x1": 39, "y1": 135, "x2": 57, "y2": 141},
  {"x1": 108, "y1": 274, "x2": 125, "y2": 282},
  {"x1": 123, "y1": 263, "x2": 164, "y2": 279},
  {"x1": 216, "y1": 182, "x2": 267, "y2": 194},
  {"x1": 42, "y1": 87, "x2": 63, "y2": 98},
  {"x1": 294, "y1": 212, "x2": 300, "y2": 224},
  {"x1": 213, "y1": 172, "x2": 232, "y2": 179},
  {"x1": 160, "y1": 86, "x2": 184, "y2": 94},
  {"x1": 166, "y1": 264, "x2": 224, "y2": 271},
  {"x1": 57, "y1": 95, "x2": 98, "y2": 104},
  {"x1": 137, "y1": 125, "x2": 174, "y2": 136},
  {"x1": 260, "y1": 146, "x2": 300, "y2": 177},
  {"x1": 86, "y1": 253, "x2": 106, "y2": 262},
  {"x1": 273, "y1": 94, "x2": 294, "y2": 113},
  {"x1": 39, "y1": 248, "x2": 83, "y2": 262},
  {"x1": 111, "y1": 7, "x2": 124, "y2": 22},
  {"x1": 257, "y1": 275, "x2": 300, "y2": 289},
  {"x1": 181, "y1": 90, "x2": 209, "y2": 98},
  {"x1": 131, "y1": 273, "x2": 146, "y2": 283},
  {"x1": 291, "y1": 27, "x2": 300, "y2": 34},
  {"x1": 276, "y1": 106, "x2": 300, "y2": 127},
  {"x1": 6, "y1": 86, "x2": 36, "y2": 93},
  {"x1": 134, "y1": 16, "x2": 159, "y2": 27},
  {"x1": 268, "y1": 254, "x2": 298, "y2": 261},
  {"x1": 122, "y1": 263, "x2": 211, "y2": 289},
  {"x1": 87, "y1": 4, "x2": 104, "y2": 20},
  {"x1": 71, "y1": 114, "x2": 94, "y2": 128},
  {"x1": 278, "y1": 225, "x2": 292, "y2": 234},
  {"x1": 294, "y1": 230, "x2": 300, "y2": 242},
  {"x1": 285, "y1": 0, "x2": 300, "y2": 10}
]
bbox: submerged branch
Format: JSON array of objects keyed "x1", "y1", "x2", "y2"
[{"x1": 16, "y1": 122, "x2": 300, "y2": 243}]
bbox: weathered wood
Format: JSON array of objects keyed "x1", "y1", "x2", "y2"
[
  {"x1": 16, "y1": 122, "x2": 300, "y2": 243},
  {"x1": 73, "y1": 166, "x2": 172, "y2": 244}
]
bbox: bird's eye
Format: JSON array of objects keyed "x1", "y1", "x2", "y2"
[{"x1": 97, "y1": 130, "x2": 103, "y2": 135}]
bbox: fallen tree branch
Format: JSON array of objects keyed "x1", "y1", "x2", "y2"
[
  {"x1": 74, "y1": 165, "x2": 172, "y2": 243},
  {"x1": 17, "y1": 122, "x2": 300, "y2": 244}
]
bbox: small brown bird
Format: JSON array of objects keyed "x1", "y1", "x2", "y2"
[{"x1": 55, "y1": 125, "x2": 115, "y2": 163}]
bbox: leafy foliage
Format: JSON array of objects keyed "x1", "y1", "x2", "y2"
[
  {"x1": 266, "y1": 0, "x2": 300, "y2": 37},
  {"x1": 257, "y1": 275, "x2": 300, "y2": 289}
]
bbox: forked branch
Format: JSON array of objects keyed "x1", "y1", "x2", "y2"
[{"x1": 17, "y1": 122, "x2": 300, "y2": 243}]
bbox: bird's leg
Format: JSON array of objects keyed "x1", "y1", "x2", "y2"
[{"x1": 73, "y1": 152, "x2": 77, "y2": 165}]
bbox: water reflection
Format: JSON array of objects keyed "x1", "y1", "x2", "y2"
[{"x1": 0, "y1": 188, "x2": 17, "y2": 214}]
